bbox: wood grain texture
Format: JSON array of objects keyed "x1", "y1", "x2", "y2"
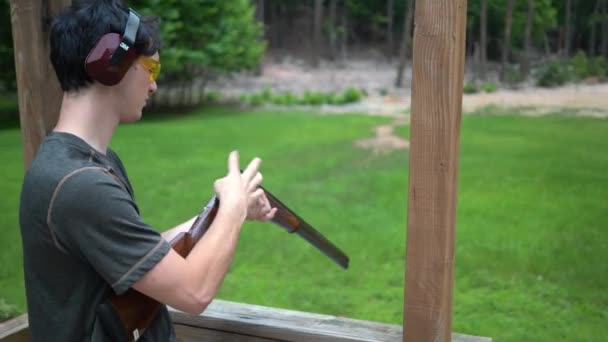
[
  {"x1": 403, "y1": 0, "x2": 468, "y2": 341},
  {"x1": 169, "y1": 300, "x2": 490, "y2": 342},
  {"x1": 174, "y1": 324, "x2": 279, "y2": 342},
  {"x1": 0, "y1": 305, "x2": 490, "y2": 342},
  {"x1": 0, "y1": 314, "x2": 28, "y2": 340},
  {"x1": 9, "y1": 0, "x2": 71, "y2": 170}
]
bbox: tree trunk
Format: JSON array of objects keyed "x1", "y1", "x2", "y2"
[
  {"x1": 9, "y1": 0, "x2": 72, "y2": 170},
  {"x1": 395, "y1": 0, "x2": 415, "y2": 87},
  {"x1": 312, "y1": 0, "x2": 324, "y2": 67},
  {"x1": 256, "y1": 0, "x2": 265, "y2": 27},
  {"x1": 480, "y1": 0, "x2": 487, "y2": 80},
  {"x1": 386, "y1": 0, "x2": 394, "y2": 61},
  {"x1": 602, "y1": 0, "x2": 608, "y2": 57},
  {"x1": 564, "y1": 0, "x2": 572, "y2": 59},
  {"x1": 328, "y1": 0, "x2": 338, "y2": 60},
  {"x1": 340, "y1": 4, "x2": 349, "y2": 60},
  {"x1": 590, "y1": 0, "x2": 600, "y2": 57},
  {"x1": 544, "y1": 33, "x2": 551, "y2": 56},
  {"x1": 500, "y1": 0, "x2": 514, "y2": 82},
  {"x1": 254, "y1": 0, "x2": 265, "y2": 75},
  {"x1": 521, "y1": 0, "x2": 534, "y2": 78}
]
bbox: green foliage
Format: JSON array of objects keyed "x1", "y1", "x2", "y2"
[
  {"x1": 202, "y1": 90, "x2": 222, "y2": 103},
  {"x1": 301, "y1": 91, "x2": 327, "y2": 105},
  {"x1": 467, "y1": 0, "x2": 557, "y2": 59},
  {"x1": 504, "y1": 66, "x2": 526, "y2": 85},
  {"x1": 338, "y1": 87, "x2": 363, "y2": 104},
  {"x1": 132, "y1": 0, "x2": 266, "y2": 84},
  {"x1": 463, "y1": 82, "x2": 479, "y2": 94},
  {"x1": 569, "y1": 50, "x2": 607, "y2": 81},
  {"x1": 240, "y1": 87, "x2": 363, "y2": 106},
  {"x1": 0, "y1": 0, "x2": 15, "y2": 91},
  {"x1": 589, "y1": 56, "x2": 608, "y2": 80},
  {"x1": 535, "y1": 60, "x2": 574, "y2": 87},
  {"x1": 569, "y1": 50, "x2": 591, "y2": 80},
  {"x1": 481, "y1": 82, "x2": 498, "y2": 93}
]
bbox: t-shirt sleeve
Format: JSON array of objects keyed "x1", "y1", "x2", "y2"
[{"x1": 48, "y1": 168, "x2": 171, "y2": 295}]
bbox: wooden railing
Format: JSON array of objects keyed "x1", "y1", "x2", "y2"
[{"x1": 1, "y1": 300, "x2": 491, "y2": 342}]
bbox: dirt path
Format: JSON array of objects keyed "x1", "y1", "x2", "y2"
[
  {"x1": 212, "y1": 58, "x2": 608, "y2": 116},
  {"x1": 210, "y1": 58, "x2": 608, "y2": 153}
]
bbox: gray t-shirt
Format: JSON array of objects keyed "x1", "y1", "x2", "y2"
[{"x1": 19, "y1": 131, "x2": 175, "y2": 341}]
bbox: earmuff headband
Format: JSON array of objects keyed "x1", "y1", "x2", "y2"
[{"x1": 109, "y1": 9, "x2": 141, "y2": 65}]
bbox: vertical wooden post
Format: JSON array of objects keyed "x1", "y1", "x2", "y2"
[
  {"x1": 9, "y1": 0, "x2": 71, "y2": 170},
  {"x1": 403, "y1": 0, "x2": 467, "y2": 341}
]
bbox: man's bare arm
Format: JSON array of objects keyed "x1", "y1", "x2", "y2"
[
  {"x1": 132, "y1": 152, "x2": 259, "y2": 315},
  {"x1": 133, "y1": 205, "x2": 245, "y2": 314}
]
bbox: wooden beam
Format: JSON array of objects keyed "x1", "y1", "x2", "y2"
[
  {"x1": 1, "y1": 302, "x2": 491, "y2": 341},
  {"x1": 9, "y1": 0, "x2": 71, "y2": 170},
  {"x1": 169, "y1": 300, "x2": 490, "y2": 342},
  {"x1": 404, "y1": 0, "x2": 468, "y2": 341}
]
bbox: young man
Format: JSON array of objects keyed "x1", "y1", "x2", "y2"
[{"x1": 19, "y1": 1, "x2": 275, "y2": 341}]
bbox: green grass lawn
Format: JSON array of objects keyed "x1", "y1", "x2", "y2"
[{"x1": 0, "y1": 107, "x2": 606, "y2": 341}]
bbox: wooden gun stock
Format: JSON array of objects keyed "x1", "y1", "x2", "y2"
[
  {"x1": 106, "y1": 195, "x2": 219, "y2": 341},
  {"x1": 107, "y1": 188, "x2": 348, "y2": 341}
]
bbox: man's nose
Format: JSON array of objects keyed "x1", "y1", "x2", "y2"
[{"x1": 149, "y1": 80, "x2": 158, "y2": 94}]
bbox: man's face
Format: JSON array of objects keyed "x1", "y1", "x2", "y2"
[{"x1": 116, "y1": 52, "x2": 159, "y2": 123}]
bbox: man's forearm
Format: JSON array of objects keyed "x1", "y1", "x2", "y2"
[{"x1": 182, "y1": 205, "x2": 245, "y2": 306}]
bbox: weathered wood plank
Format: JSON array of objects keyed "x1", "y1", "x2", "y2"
[
  {"x1": 0, "y1": 314, "x2": 28, "y2": 341},
  {"x1": 1, "y1": 304, "x2": 490, "y2": 342},
  {"x1": 404, "y1": 0, "x2": 468, "y2": 341},
  {"x1": 175, "y1": 324, "x2": 279, "y2": 342},
  {"x1": 169, "y1": 300, "x2": 491, "y2": 342}
]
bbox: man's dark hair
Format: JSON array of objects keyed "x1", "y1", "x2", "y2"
[{"x1": 50, "y1": 0, "x2": 162, "y2": 92}]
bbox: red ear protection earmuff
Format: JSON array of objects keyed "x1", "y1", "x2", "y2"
[{"x1": 84, "y1": 8, "x2": 141, "y2": 86}]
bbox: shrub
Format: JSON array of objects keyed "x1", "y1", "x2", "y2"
[
  {"x1": 481, "y1": 82, "x2": 498, "y2": 93},
  {"x1": 569, "y1": 50, "x2": 590, "y2": 80},
  {"x1": 463, "y1": 82, "x2": 478, "y2": 94},
  {"x1": 239, "y1": 87, "x2": 363, "y2": 106},
  {"x1": 589, "y1": 56, "x2": 607, "y2": 80},
  {"x1": 535, "y1": 61, "x2": 574, "y2": 87},
  {"x1": 339, "y1": 87, "x2": 363, "y2": 104},
  {"x1": 504, "y1": 66, "x2": 525, "y2": 85},
  {"x1": 566, "y1": 51, "x2": 606, "y2": 81},
  {"x1": 301, "y1": 91, "x2": 327, "y2": 105},
  {"x1": 203, "y1": 90, "x2": 222, "y2": 103}
]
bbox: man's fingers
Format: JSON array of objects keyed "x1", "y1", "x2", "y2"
[
  {"x1": 242, "y1": 157, "x2": 261, "y2": 182},
  {"x1": 227, "y1": 151, "x2": 240, "y2": 175},
  {"x1": 250, "y1": 188, "x2": 264, "y2": 201},
  {"x1": 249, "y1": 173, "x2": 263, "y2": 192},
  {"x1": 263, "y1": 208, "x2": 277, "y2": 221}
]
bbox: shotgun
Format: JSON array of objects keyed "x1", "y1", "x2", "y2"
[{"x1": 99, "y1": 187, "x2": 349, "y2": 341}]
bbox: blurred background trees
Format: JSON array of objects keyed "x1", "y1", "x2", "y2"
[{"x1": 2, "y1": 0, "x2": 607, "y2": 108}]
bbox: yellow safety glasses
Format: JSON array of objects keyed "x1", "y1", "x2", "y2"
[{"x1": 137, "y1": 55, "x2": 161, "y2": 82}]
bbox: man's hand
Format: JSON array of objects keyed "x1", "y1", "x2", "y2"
[
  {"x1": 213, "y1": 151, "x2": 259, "y2": 221},
  {"x1": 244, "y1": 161, "x2": 277, "y2": 221},
  {"x1": 246, "y1": 188, "x2": 277, "y2": 221}
]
